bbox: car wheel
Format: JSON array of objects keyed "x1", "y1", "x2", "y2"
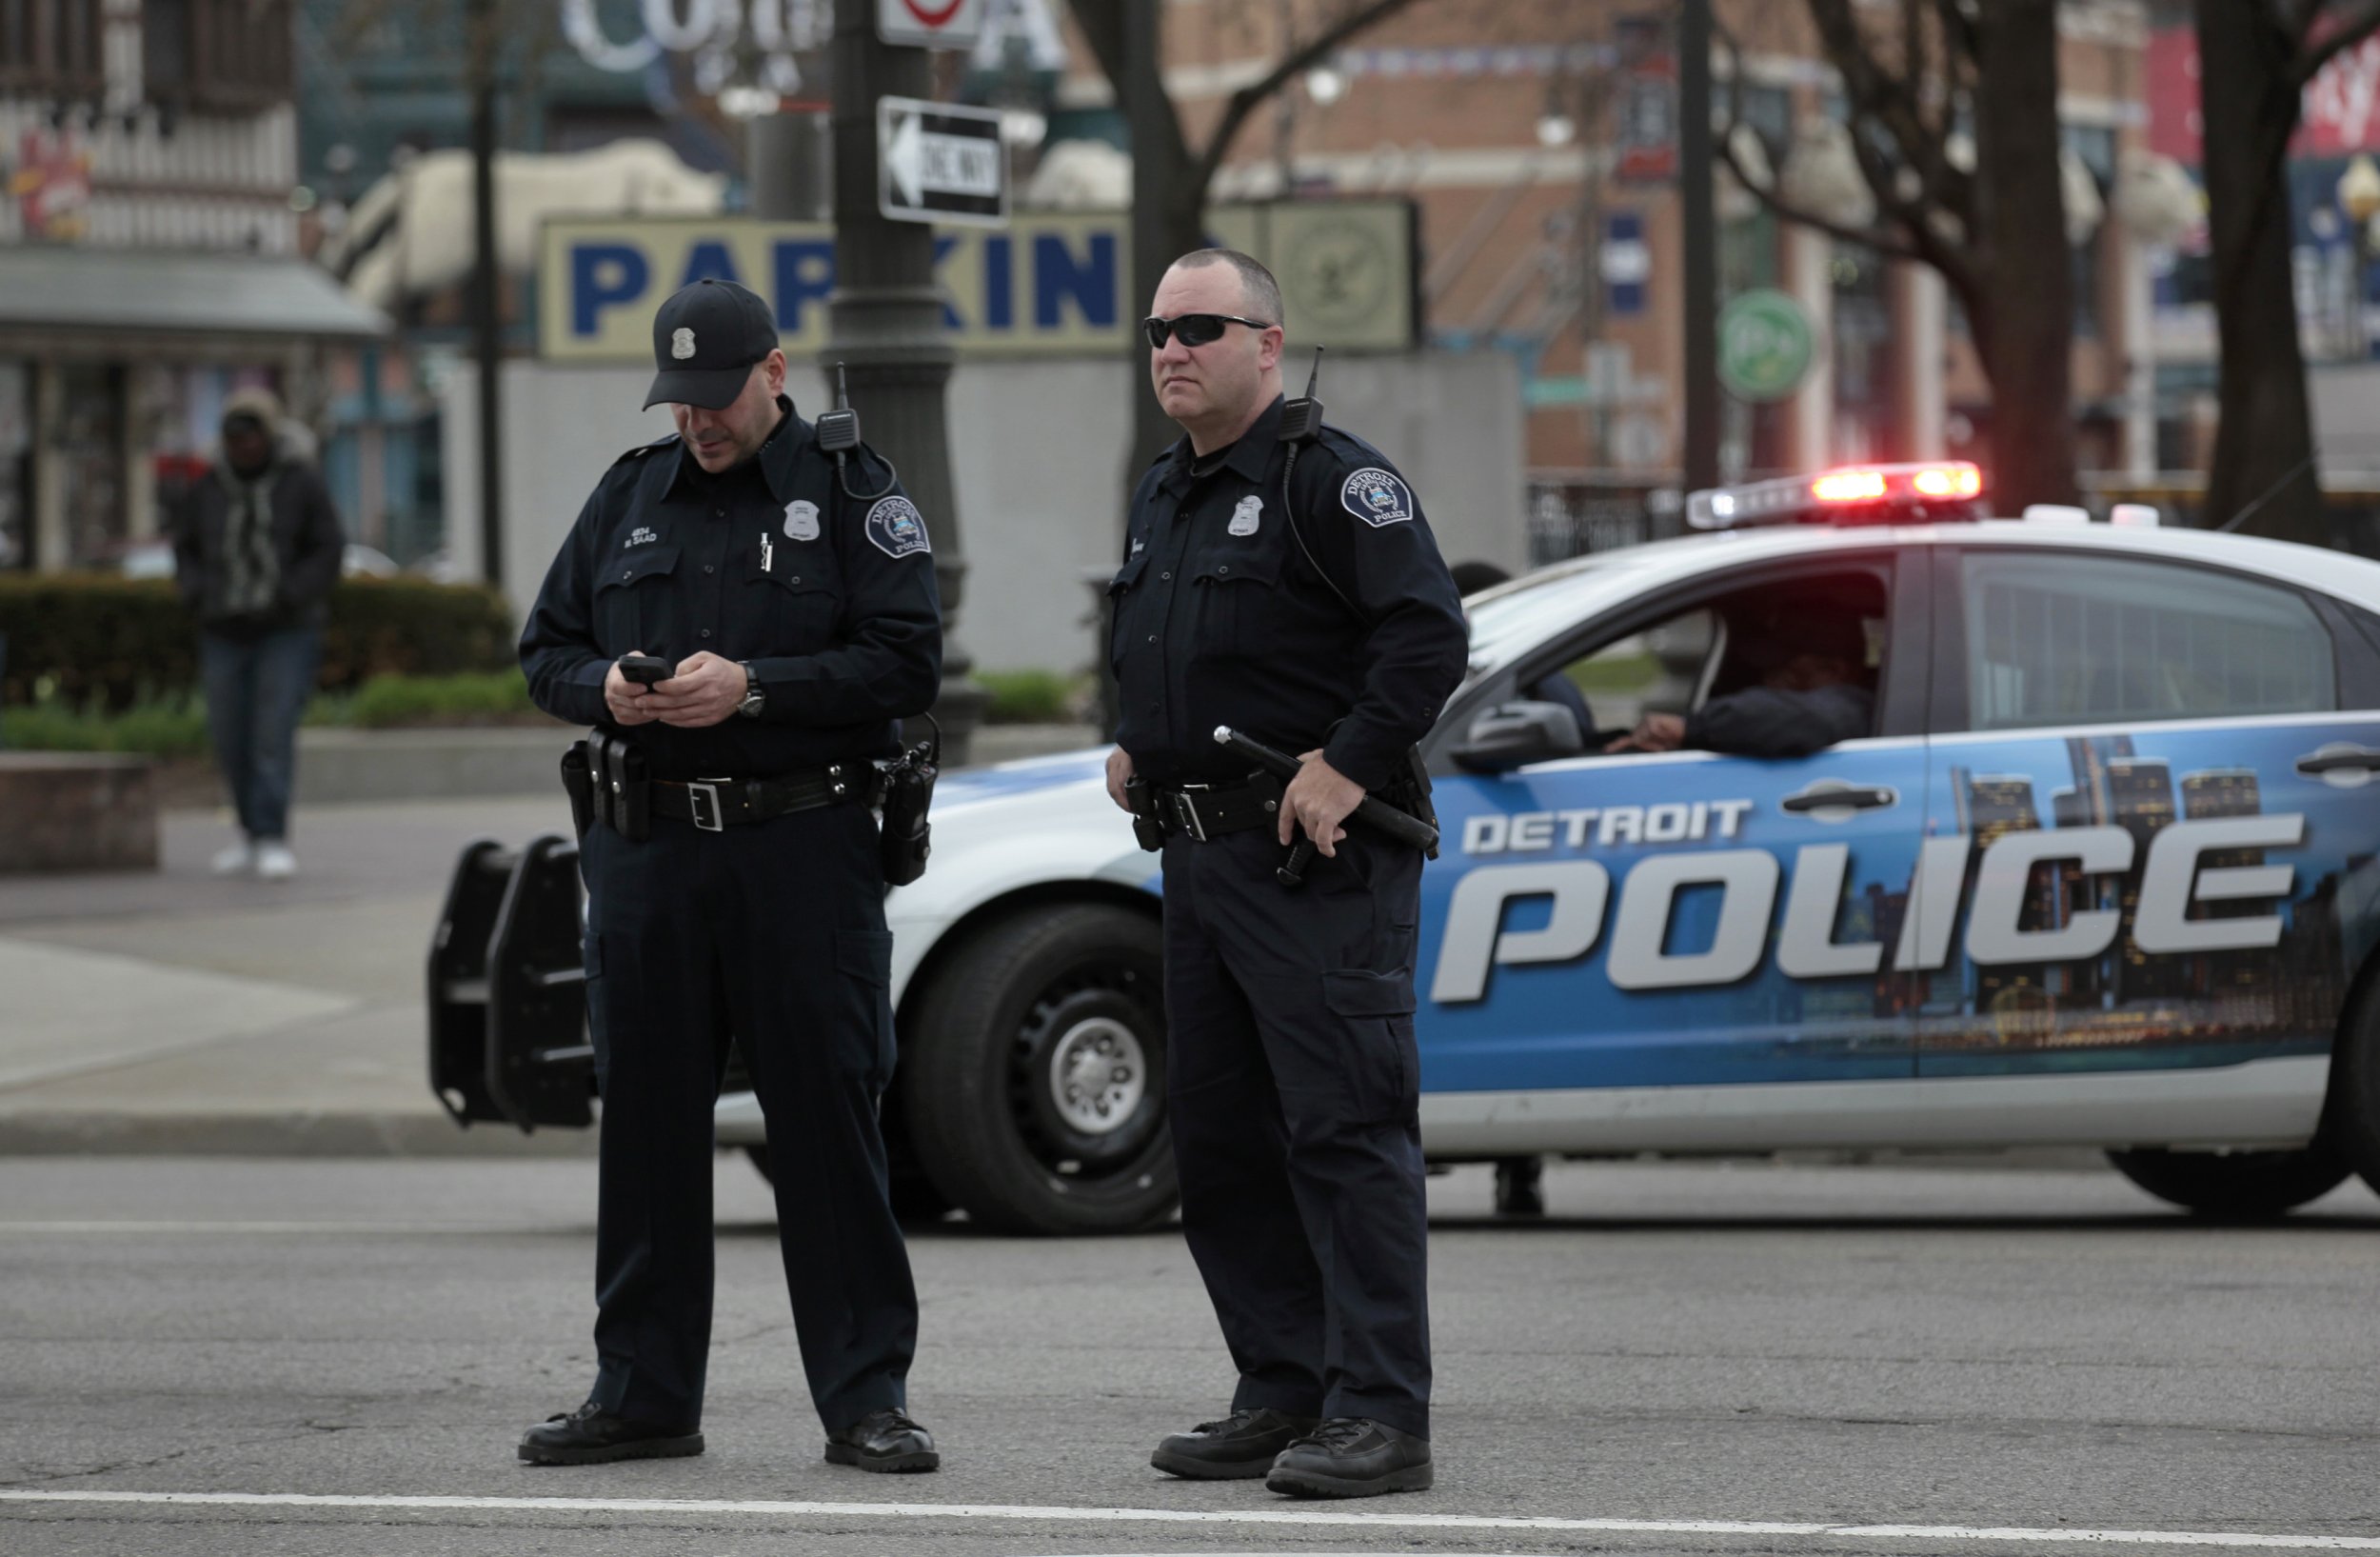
[
  {"x1": 741, "y1": 1142, "x2": 955, "y2": 1225},
  {"x1": 903, "y1": 903, "x2": 1177, "y2": 1235},
  {"x1": 2323, "y1": 971, "x2": 2380, "y2": 1197},
  {"x1": 2104, "y1": 1146, "x2": 2350, "y2": 1220}
]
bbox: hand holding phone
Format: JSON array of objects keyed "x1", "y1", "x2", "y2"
[{"x1": 617, "y1": 653, "x2": 671, "y2": 687}]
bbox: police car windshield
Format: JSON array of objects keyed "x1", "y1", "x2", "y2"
[{"x1": 1460, "y1": 553, "x2": 1636, "y2": 660}]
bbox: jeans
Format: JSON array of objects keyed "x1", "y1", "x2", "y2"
[{"x1": 199, "y1": 625, "x2": 322, "y2": 842}]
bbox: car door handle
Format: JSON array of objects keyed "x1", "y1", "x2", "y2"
[
  {"x1": 2296, "y1": 745, "x2": 2380, "y2": 775},
  {"x1": 1781, "y1": 783, "x2": 1897, "y2": 813}
]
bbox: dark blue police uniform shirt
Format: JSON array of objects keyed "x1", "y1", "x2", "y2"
[
  {"x1": 520, "y1": 397, "x2": 942, "y2": 781},
  {"x1": 1108, "y1": 395, "x2": 1468, "y2": 790}
]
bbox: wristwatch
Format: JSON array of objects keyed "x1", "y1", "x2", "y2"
[{"x1": 736, "y1": 661, "x2": 764, "y2": 718}]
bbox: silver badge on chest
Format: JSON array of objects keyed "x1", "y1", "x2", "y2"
[
  {"x1": 783, "y1": 499, "x2": 820, "y2": 541},
  {"x1": 1228, "y1": 494, "x2": 1262, "y2": 536}
]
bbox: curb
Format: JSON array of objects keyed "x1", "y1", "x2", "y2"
[{"x1": 0, "y1": 1111, "x2": 604, "y2": 1158}]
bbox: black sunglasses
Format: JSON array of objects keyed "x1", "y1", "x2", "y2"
[{"x1": 1142, "y1": 312, "x2": 1276, "y2": 349}]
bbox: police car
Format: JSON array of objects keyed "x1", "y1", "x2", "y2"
[{"x1": 440, "y1": 462, "x2": 2380, "y2": 1232}]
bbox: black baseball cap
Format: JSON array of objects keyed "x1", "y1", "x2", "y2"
[{"x1": 642, "y1": 279, "x2": 779, "y2": 410}]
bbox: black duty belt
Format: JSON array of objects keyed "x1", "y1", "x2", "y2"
[
  {"x1": 653, "y1": 763, "x2": 874, "y2": 832},
  {"x1": 1150, "y1": 775, "x2": 1281, "y2": 842}
]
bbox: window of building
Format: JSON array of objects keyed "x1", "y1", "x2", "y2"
[
  {"x1": 144, "y1": 0, "x2": 292, "y2": 110},
  {"x1": 0, "y1": 361, "x2": 28, "y2": 571},
  {"x1": 1959, "y1": 552, "x2": 2335, "y2": 730},
  {"x1": 2065, "y1": 124, "x2": 2115, "y2": 340},
  {"x1": 0, "y1": 0, "x2": 105, "y2": 93}
]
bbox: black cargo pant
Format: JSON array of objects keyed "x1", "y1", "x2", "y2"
[
  {"x1": 1160, "y1": 824, "x2": 1432, "y2": 1440},
  {"x1": 577, "y1": 798, "x2": 916, "y2": 1433}
]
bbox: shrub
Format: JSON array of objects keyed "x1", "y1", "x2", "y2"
[
  {"x1": 0, "y1": 690, "x2": 210, "y2": 759},
  {"x1": 346, "y1": 669, "x2": 544, "y2": 728},
  {"x1": 0, "y1": 573, "x2": 516, "y2": 712},
  {"x1": 977, "y1": 669, "x2": 1084, "y2": 725}
]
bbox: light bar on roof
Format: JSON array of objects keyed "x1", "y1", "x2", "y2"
[{"x1": 1686, "y1": 462, "x2": 1988, "y2": 529}]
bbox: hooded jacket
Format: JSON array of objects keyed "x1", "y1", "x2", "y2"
[{"x1": 169, "y1": 431, "x2": 346, "y2": 636}]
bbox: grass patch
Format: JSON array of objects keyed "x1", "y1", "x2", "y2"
[
  {"x1": 344, "y1": 670, "x2": 544, "y2": 728},
  {"x1": 0, "y1": 690, "x2": 210, "y2": 758},
  {"x1": 3, "y1": 670, "x2": 556, "y2": 755}
]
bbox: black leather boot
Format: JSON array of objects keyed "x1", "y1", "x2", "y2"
[
  {"x1": 517, "y1": 1403, "x2": 703, "y2": 1466},
  {"x1": 824, "y1": 1407, "x2": 940, "y2": 1472},
  {"x1": 1265, "y1": 1417, "x2": 1432, "y2": 1497},
  {"x1": 1151, "y1": 1407, "x2": 1321, "y2": 1480}
]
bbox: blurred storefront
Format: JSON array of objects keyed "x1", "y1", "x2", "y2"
[{"x1": 0, "y1": 0, "x2": 385, "y2": 573}]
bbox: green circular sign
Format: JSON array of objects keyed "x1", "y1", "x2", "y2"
[{"x1": 1717, "y1": 289, "x2": 1815, "y2": 402}]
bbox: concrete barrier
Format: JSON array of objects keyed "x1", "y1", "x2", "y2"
[{"x1": 0, "y1": 752, "x2": 157, "y2": 872}]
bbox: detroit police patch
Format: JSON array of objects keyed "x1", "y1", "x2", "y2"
[
  {"x1": 864, "y1": 495, "x2": 932, "y2": 558},
  {"x1": 1340, "y1": 467, "x2": 1415, "y2": 527}
]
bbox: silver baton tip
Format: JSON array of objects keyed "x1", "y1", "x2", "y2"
[{"x1": 1212, "y1": 725, "x2": 1232, "y2": 744}]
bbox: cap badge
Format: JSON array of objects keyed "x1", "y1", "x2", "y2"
[{"x1": 670, "y1": 328, "x2": 696, "y2": 360}]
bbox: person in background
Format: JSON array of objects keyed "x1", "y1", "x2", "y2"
[
  {"x1": 1603, "y1": 609, "x2": 1873, "y2": 758},
  {"x1": 169, "y1": 387, "x2": 344, "y2": 881}
]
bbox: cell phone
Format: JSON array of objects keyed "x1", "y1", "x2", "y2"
[{"x1": 617, "y1": 653, "x2": 671, "y2": 687}]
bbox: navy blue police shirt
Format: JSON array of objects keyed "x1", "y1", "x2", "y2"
[
  {"x1": 520, "y1": 397, "x2": 942, "y2": 781},
  {"x1": 1108, "y1": 394, "x2": 1468, "y2": 790}
]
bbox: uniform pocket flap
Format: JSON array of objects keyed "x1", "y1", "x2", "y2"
[
  {"x1": 765, "y1": 568, "x2": 839, "y2": 597},
  {"x1": 1108, "y1": 553, "x2": 1150, "y2": 594},
  {"x1": 599, "y1": 545, "x2": 682, "y2": 591},
  {"x1": 1321, "y1": 968, "x2": 1416, "y2": 1018},
  {"x1": 834, "y1": 928, "x2": 894, "y2": 987},
  {"x1": 1194, "y1": 549, "x2": 1282, "y2": 587}
]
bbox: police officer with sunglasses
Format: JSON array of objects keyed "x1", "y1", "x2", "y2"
[{"x1": 1104, "y1": 250, "x2": 1467, "y2": 1498}]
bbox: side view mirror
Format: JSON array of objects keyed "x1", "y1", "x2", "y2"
[{"x1": 1451, "y1": 700, "x2": 1586, "y2": 773}]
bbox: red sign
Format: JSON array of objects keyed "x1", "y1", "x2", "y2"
[
  {"x1": 10, "y1": 129, "x2": 90, "y2": 241},
  {"x1": 2150, "y1": 23, "x2": 2380, "y2": 164},
  {"x1": 1613, "y1": 14, "x2": 1676, "y2": 184}
]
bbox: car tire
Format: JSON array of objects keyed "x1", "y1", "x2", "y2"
[
  {"x1": 2322, "y1": 971, "x2": 2380, "y2": 1198},
  {"x1": 741, "y1": 1143, "x2": 955, "y2": 1226},
  {"x1": 2104, "y1": 1145, "x2": 2350, "y2": 1220},
  {"x1": 902, "y1": 903, "x2": 1178, "y2": 1236}
]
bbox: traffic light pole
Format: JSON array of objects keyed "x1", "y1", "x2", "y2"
[{"x1": 825, "y1": 0, "x2": 986, "y2": 762}]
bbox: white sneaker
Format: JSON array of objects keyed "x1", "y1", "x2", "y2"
[
  {"x1": 210, "y1": 841, "x2": 256, "y2": 876},
  {"x1": 254, "y1": 842, "x2": 297, "y2": 880}
]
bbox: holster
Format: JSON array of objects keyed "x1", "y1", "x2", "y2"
[
  {"x1": 1122, "y1": 775, "x2": 1165, "y2": 852},
  {"x1": 583, "y1": 730, "x2": 650, "y2": 842},
  {"x1": 878, "y1": 718, "x2": 940, "y2": 886},
  {"x1": 1382, "y1": 743, "x2": 1439, "y2": 860},
  {"x1": 559, "y1": 743, "x2": 595, "y2": 838}
]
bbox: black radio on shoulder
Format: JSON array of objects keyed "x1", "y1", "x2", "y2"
[{"x1": 878, "y1": 714, "x2": 940, "y2": 887}]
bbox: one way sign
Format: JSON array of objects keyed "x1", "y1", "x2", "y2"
[{"x1": 877, "y1": 96, "x2": 1008, "y2": 228}]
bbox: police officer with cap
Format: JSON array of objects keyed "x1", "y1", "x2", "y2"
[
  {"x1": 1105, "y1": 250, "x2": 1467, "y2": 1498},
  {"x1": 517, "y1": 279, "x2": 943, "y2": 1472}
]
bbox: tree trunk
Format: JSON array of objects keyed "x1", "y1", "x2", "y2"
[
  {"x1": 2195, "y1": 0, "x2": 2326, "y2": 544},
  {"x1": 1968, "y1": 0, "x2": 2080, "y2": 511}
]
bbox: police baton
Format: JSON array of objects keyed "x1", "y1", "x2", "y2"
[{"x1": 1213, "y1": 726, "x2": 1439, "y2": 887}]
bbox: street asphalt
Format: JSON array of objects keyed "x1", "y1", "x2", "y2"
[{"x1": 2, "y1": 1157, "x2": 2375, "y2": 1557}]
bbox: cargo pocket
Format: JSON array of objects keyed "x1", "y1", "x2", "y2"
[
  {"x1": 834, "y1": 928, "x2": 898, "y2": 1089},
  {"x1": 1321, "y1": 967, "x2": 1419, "y2": 1122}
]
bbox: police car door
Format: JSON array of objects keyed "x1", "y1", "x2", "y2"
[
  {"x1": 1417, "y1": 552, "x2": 1930, "y2": 1151},
  {"x1": 1914, "y1": 541, "x2": 2380, "y2": 1143}
]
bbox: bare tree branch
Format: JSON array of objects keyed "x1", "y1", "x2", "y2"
[
  {"x1": 1190, "y1": 0, "x2": 1421, "y2": 190},
  {"x1": 1065, "y1": 0, "x2": 1193, "y2": 175},
  {"x1": 2294, "y1": 0, "x2": 2380, "y2": 83}
]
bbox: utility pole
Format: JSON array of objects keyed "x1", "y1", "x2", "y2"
[
  {"x1": 826, "y1": 0, "x2": 984, "y2": 761},
  {"x1": 467, "y1": 0, "x2": 504, "y2": 589},
  {"x1": 1677, "y1": 0, "x2": 1718, "y2": 502}
]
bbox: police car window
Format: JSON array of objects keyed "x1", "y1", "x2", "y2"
[
  {"x1": 1961, "y1": 552, "x2": 2334, "y2": 729},
  {"x1": 1550, "y1": 611, "x2": 1716, "y2": 733}
]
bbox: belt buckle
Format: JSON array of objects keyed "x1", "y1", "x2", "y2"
[
  {"x1": 1165, "y1": 788, "x2": 1208, "y2": 842},
  {"x1": 687, "y1": 778, "x2": 727, "y2": 832}
]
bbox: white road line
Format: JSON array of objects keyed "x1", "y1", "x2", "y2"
[{"x1": 0, "y1": 1491, "x2": 2373, "y2": 1548}]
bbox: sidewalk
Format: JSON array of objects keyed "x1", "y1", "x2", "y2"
[{"x1": 0, "y1": 725, "x2": 1103, "y2": 1156}]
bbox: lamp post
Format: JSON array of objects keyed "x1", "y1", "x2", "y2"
[
  {"x1": 825, "y1": 0, "x2": 985, "y2": 761},
  {"x1": 2337, "y1": 153, "x2": 2380, "y2": 361}
]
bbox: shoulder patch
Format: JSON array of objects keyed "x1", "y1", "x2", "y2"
[
  {"x1": 1340, "y1": 466, "x2": 1416, "y2": 528},
  {"x1": 864, "y1": 495, "x2": 932, "y2": 559}
]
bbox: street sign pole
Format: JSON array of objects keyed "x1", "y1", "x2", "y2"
[
  {"x1": 827, "y1": 0, "x2": 985, "y2": 759},
  {"x1": 1678, "y1": 0, "x2": 1719, "y2": 509}
]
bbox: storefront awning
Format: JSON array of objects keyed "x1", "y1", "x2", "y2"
[{"x1": 0, "y1": 247, "x2": 388, "y2": 342}]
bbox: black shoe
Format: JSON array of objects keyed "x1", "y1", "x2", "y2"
[
  {"x1": 517, "y1": 1403, "x2": 703, "y2": 1466},
  {"x1": 1495, "y1": 1156, "x2": 1545, "y2": 1216},
  {"x1": 824, "y1": 1407, "x2": 940, "y2": 1472},
  {"x1": 1265, "y1": 1417, "x2": 1433, "y2": 1498},
  {"x1": 1151, "y1": 1407, "x2": 1321, "y2": 1480}
]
